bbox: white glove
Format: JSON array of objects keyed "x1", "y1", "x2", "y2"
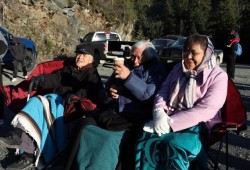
[
  {"x1": 143, "y1": 121, "x2": 154, "y2": 133},
  {"x1": 153, "y1": 108, "x2": 173, "y2": 136}
]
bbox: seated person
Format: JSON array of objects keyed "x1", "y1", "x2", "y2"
[
  {"x1": 138, "y1": 34, "x2": 228, "y2": 170},
  {"x1": 31, "y1": 45, "x2": 103, "y2": 106},
  {"x1": 67, "y1": 40, "x2": 168, "y2": 170},
  {"x1": 0, "y1": 46, "x2": 104, "y2": 170}
]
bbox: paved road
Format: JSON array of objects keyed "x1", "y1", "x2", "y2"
[
  {"x1": 0, "y1": 62, "x2": 249, "y2": 169},
  {"x1": 1, "y1": 67, "x2": 32, "y2": 86}
]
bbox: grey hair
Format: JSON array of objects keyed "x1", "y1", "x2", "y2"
[{"x1": 131, "y1": 40, "x2": 160, "y2": 61}]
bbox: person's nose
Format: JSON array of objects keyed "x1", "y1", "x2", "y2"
[
  {"x1": 187, "y1": 52, "x2": 192, "y2": 59},
  {"x1": 133, "y1": 57, "x2": 138, "y2": 64}
]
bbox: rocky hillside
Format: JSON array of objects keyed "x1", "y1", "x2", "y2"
[{"x1": 0, "y1": 0, "x2": 134, "y2": 63}]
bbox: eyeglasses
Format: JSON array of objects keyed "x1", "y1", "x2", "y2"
[{"x1": 182, "y1": 51, "x2": 200, "y2": 58}]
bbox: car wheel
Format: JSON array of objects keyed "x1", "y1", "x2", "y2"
[
  {"x1": 94, "y1": 50, "x2": 100, "y2": 67},
  {"x1": 18, "y1": 50, "x2": 36, "y2": 72}
]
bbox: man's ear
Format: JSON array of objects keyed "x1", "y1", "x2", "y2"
[{"x1": 90, "y1": 55, "x2": 94, "y2": 63}]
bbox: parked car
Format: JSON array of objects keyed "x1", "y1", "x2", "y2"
[
  {"x1": 161, "y1": 34, "x2": 183, "y2": 41},
  {"x1": 0, "y1": 26, "x2": 38, "y2": 72},
  {"x1": 161, "y1": 37, "x2": 223, "y2": 65},
  {"x1": 151, "y1": 39, "x2": 175, "y2": 56},
  {"x1": 78, "y1": 31, "x2": 121, "y2": 65}
]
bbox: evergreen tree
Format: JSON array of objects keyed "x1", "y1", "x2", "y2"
[
  {"x1": 239, "y1": 0, "x2": 250, "y2": 39},
  {"x1": 173, "y1": 0, "x2": 189, "y2": 35},
  {"x1": 134, "y1": 27, "x2": 145, "y2": 41},
  {"x1": 187, "y1": 0, "x2": 211, "y2": 35},
  {"x1": 163, "y1": 0, "x2": 177, "y2": 35},
  {"x1": 239, "y1": 0, "x2": 250, "y2": 62},
  {"x1": 209, "y1": 0, "x2": 239, "y2": 48}
]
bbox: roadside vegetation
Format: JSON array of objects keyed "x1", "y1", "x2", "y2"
[
  {"x1": 90, "y1": 0, "x2": 250, "y2": 63},
  {"x1": 1, "y1": 0, "x2": 249, "y2": 63}
]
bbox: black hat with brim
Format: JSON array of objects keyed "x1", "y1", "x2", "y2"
[{"x1": 74, "y1": 48, "x2": 91, "y2": 54}]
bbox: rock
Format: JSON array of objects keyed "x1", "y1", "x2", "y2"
[
  {"x1": 52, "y1": 0, "x2": 69, "y2": 9},
  {"x1": 0, "y1": 1, "x2": 133, "y2": 64}
]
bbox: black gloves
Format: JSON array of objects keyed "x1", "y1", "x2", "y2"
[
  {"x1": 64, "y1": 93, "x2": 75, "y2": 104},
  {"x1": 30, "y1": 75, "x2": 45, "y2": 90}
]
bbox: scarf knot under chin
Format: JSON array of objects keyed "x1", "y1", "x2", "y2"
[{"x1": 168, "y1": 63, "x2": 198, "y2": 111}]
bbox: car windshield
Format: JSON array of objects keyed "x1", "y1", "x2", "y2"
[
  {"x1": 171, "y1": 37, "x2": 186, "y2": 46},
  {"x1": 151, "y1": 39, "x2": 175, "y2": 47},
  {"x1": 93, "y1": 33, "x2": 120, "y2": 41}
]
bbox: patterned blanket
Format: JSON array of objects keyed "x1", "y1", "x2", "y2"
[
  {"x1": 135, "y1": 124, "x2": 208, "y2": 170},
  {"x1": 12, "y1": 93, "x2": 67, "y2": 166}
]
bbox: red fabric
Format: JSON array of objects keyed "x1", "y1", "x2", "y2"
[
  {"x1": 222, "y1": 78, "x2": 247, "y2": 129},
  {"x1": 64, "y1": 95, "x2": 97, "y2": 123},
  {"x1": 207, "y1": 78, "x2": 247, "y2": 147},
  {"x1": 1, "y1": 60, "x2": 69, "y2": 114},
  {"x1": 229, "y1": 38, "x2": 240, "y2": 46}
]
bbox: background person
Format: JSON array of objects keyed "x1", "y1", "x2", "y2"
[
  {"x1": 138, "y1": 34, "x2": 228, "y2": 170},
  {"x1": 226, "y1": 29, "x2": 240, "y2": 80},
  {"x1": 0, "y1": 31, "x2": 8, "y2": 127},
  {"x1": 9, "y1": 37, "x2": 27, "y2": 82},
  {"x1": 227, "y1": 29, "x2": 240, "y2": 47}
]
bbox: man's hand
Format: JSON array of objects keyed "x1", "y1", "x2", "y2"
[
  {"x1": 108, "y1": 85, "x2": 119, "y2": 99},
  {"x1": 114, "y1": 63, "x2": 130, "y2": 80},
  {"x1": 30, "y1": 75, "x2": 45, "y2": 90}
]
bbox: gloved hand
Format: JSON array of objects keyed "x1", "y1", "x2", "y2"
[
  {"x1": 143, "y1": 120, "x2": 155, "y2": 133},
  {"x1": 30, "y1": 75, "x2": 45, "y2": 90},
  {"x1": 64, "y1": 93, "x2": 79, "y2": 104},
  {"x1": 153, "y1": 108, "x2": 173, "y2": 136}
]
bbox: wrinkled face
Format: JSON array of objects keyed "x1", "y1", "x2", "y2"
[
  {"x1": 131, "y1": 47, "x2": 145, "y2": 67},
  {"x1": 183, "y1": 43, "x2": 205, "y2": 70},
  {"x1": 75, "y1": 53, "x2": 93, "y2": 69}
]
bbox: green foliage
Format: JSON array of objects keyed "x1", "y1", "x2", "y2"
[
  {"x1": 206, "y1": 0, "x2": 240, "y2": 48},
  {"x1": 88, "y1": 0, "x2": 136, "y2": 28},
  {"x1": 86, "y1": 0, "x2": 248, "y2": 52},
  {"x1": 163, "y1": 0, "x2": 176, "y2": 35},
  {"x1": 44, "y1": 38, "x2": 55, "y2": 54},
  {"x1": 133, "y1": 28, "x2": 145, "y2": 41},
  {"x1": 240, "y1": 0, "x2": 250, "y2": 36}
]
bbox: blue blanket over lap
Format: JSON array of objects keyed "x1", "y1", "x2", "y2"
[{"x1": 21, "y1": 93, "x2": 67, "y2": 164}]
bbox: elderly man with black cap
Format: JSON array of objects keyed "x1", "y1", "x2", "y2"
[
  {"x1": 30, "y1": 45, "x2": 104, "y2": 104},
  {"x1": 0, "y1": 46, "x2": 104, "y2": 170}
]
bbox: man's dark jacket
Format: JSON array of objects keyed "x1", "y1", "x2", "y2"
[
  {"x1": 39, "y1": 62, "x2": 104, "y2": 106},
  {"x1": 9, "y1": 37, "x2": 26, "y2": 61}
]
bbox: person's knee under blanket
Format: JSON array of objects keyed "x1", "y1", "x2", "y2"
[{"x1": 75, "y1": 125, "x2": 125, "y2": 170}]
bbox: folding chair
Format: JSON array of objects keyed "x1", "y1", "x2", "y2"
[
  {"x1": 205, "y1": 78, "x2": 247, "y2": 170},
  {"x1": 2, "y1": 59, "x2": 72, "y2": 113},
  {"x1": 0, "y1": 59, "x2": 70, "y2": 166}
]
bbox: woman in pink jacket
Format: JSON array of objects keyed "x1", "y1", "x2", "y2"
[{"x1": 136, "y1": 34, "x2": 228, "y2": 170}]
